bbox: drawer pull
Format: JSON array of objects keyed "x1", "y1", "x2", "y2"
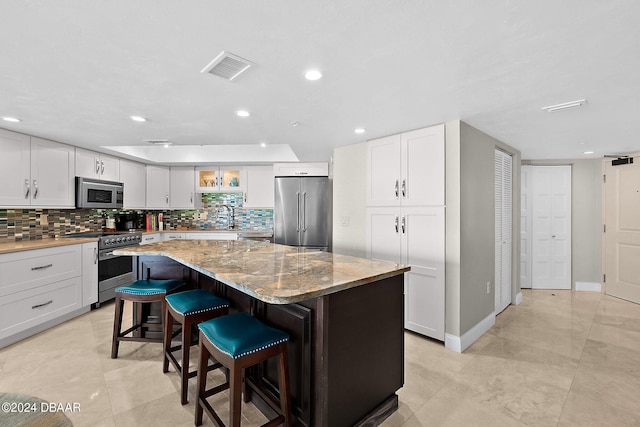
[
  {"x1": 31, "y1": 264, "x2": 53, "y2": 271},
  {"x1": 32, "y1": 300, "x2": 53, "y2": 309}
]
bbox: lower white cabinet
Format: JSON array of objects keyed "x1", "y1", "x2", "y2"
[
  {"x1": 163, "y1": 232, "x2": 185, "y2": 240},
  {"x1": 141, "y1": 233, "x2": 162, "y2": 245},
  {"x1": 82, "y1": 242, "x2": 98, "y2": 306},
  {"x1": 0, "y1": 244, "x2": 88, "y2": 347},
  {"x1": 184, "y1": 232, "x2": 238, "y2": 240},
  {"x1": 367, "y1": 206, "x2": 445, "y2": 340}
]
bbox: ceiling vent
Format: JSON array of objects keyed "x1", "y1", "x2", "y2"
[
  {"x1": 200, "y1": 51, "x2": 255, "y2": 81},
  {"x1": 144, "y1": 139, "x2": 173, "y2": 147}
]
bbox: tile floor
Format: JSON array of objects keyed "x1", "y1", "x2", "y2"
[{"x1": 1, "y1": 289, "x2": 639, "y2": 426}]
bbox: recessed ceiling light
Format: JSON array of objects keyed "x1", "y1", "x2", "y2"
[
  {"x1": 291, "y1": 121, "x2": 299, "y2": 127},
  {"x1": 304, "y1": 70, "x2": 322, "y2": 81},
  {"x1": 130, "y1": 115, "x2": 147, "y2": 122},
  {"x1": 260, "y1": 142, "x2": 267, "y2": 148},
  {"x1": 541, "y1": 99, "x2": 586, "y2": 112},
  {"x1": 236, "y1": 110, "x2": 250, "y2": 117},
  {"x1": 354, "y1": 128, "x2": 366, "y2": 134},
  {"x1": 583, "y1": 151, "x2": 595, "y2": 155},
  {"x1": 2, "y1": 117, "x2": 21, "y2": 122}
]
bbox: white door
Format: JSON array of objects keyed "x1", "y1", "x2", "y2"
[
  {"x1": 366, "y1": 207, "x2": 401, "y2": 263},
  {"x1": 120, "y1": 159, "x2": 146, "y2": 209},
  {"x1": 366, "y1": 135, "x2": 402, "y2": 207},
  {"x1": 0, "y1": 129, "x2": 31, "y2": 206},
  {"x1": 520, "y1": 166, "x2": 533, "y2": 288},
  {"x1": 146, "y1": 165, "x2": 170, "y2": 208},
  {"x1": 604, "y1": 155, "x2": 640, "y2": 303},
  {"x1": 30, "y1": 137, "x2": 75, "y2": 207},
  {"x1": 402, "y1": 206, "x2": 445, "y2": 340},
  {"x1": 531, "y1": 166, "x2": 572, "y2": 289},
  {"x1": 495, "y1": 150, "x2": 512, "y2": 313},
  {"x1": 170, "y1": 167, "x2": 195, "y2": 209}
]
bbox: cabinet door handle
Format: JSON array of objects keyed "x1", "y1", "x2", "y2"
[
  {"x1": 190, "y1": 193, "x2": 193, "y2": 204},
  {"x1": 395, "y1": 216, "x2": 399, "y2": 233},
  {"x1": 401, "y1": 216, "x2": 406, "y2": 234},
  {"x1": 244, "y1": 192, "x2": 247, "y2": 203},
  {"x1": 31, "y1": 263, "x2": 53, "y2": 271},
  {"x1": 33, "y1": 180, "x2": 38, "y2": 198},
  {"x1": 32, "y1": 300, "x2": 53, "y2": 309},
  {"x1": 395, "y1": 179, "x2": 399, "y2": 198},
  {"x1": 402, "y1": 179, "x2": 406, "y2": 198},
  {"x1": 94, "y1": 247, "x2": 98, "y2": 264},
  {"x1": 96, "y1": 158, "x2": 101, "y2": 174},
  {"x1": 101, "y1": 160, "x2": 105, "y2": 175},
  {"x1": 25, "y1": 179, "x2": 30, "y2": 198},
  {"x1": 166, "y1": 193, "x2": 169, "y2": 204}
]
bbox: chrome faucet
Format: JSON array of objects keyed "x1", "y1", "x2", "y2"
[{"x1": 220, "y1": 204, "x2": 234, "y2": 230}]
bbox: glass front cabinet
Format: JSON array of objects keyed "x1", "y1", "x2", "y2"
[{"x1": 195, "y1": 166, "x2": 246, "y2": 193}]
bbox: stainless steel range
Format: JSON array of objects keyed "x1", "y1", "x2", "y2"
[{"x1": 67, "y1": 231, "x2": 142, "y2": 307}]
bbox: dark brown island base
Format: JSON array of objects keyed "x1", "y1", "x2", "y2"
[{"x1": 114, "y1": 240, "x2": 410, "y2": 427}]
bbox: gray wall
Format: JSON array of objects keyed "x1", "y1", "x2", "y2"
[
  {"x1": 332, "y1": 142, "x2": 367, "y2": 257},
  {"x1": 522, "y1": 159, "x2": 602, "y2": 285},
  {"x1": 446, "y1": 120, "x2": 521, "y2": 337}
]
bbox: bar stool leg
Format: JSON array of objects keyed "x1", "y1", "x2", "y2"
[
  {"x1": 111, "y1": 295, "x2": 124, "y2": 359},
  {"x1": 162, "y1": 304, "x2": 173, "y2": 374},
  {"x1": 180, "y1": 318, "x2": 192, "y2": 405},
  {"x1": 195, "y1": 341, "x2": 208, "y2": 426},
  {"x1": 229, "y1": 361, "x2": 243, "y2": 427}
]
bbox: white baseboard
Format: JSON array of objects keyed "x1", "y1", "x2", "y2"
[
  {"x1": 575, "y1": 281, "x2": 602, "y2": 292},
  {"x1": 444, "y1": 312, "x2": 495, "y2": 353},
  {"x1": 515, "y1": 291, "x2": 523, "y2": 305}
]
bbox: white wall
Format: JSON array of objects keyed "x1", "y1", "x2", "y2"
[{"x1": 332, "y1": 142, "x2": 367, "y2": 257}]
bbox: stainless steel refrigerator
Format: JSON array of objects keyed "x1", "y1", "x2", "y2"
[{"x1": 274, "y1": 176, "x2": 330, "y2": 249}]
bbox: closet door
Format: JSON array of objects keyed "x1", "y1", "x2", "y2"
[{"x1": 495, "y1": 150, "x2": 512, "y2": 314}]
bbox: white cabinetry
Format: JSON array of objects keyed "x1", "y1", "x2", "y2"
[
  {"x1": 367, "y1": 125, "x2": 444, "y2": 207},
  {"x1": 141, "y1": 233, "x2": 162, "y2": 245},
  {"x1": 273, "y1": 162, "x2": 328, "y2": 177},
  {"x1": 146, "y1": 165, "x2": 171, "y2": 208},
  {"x1": 75, "y1": 148, "x2": 120, "y2": 182},
  {"x1": 184, "y1": 232, "x2": 238, "y2": 240},
  {"x1": 120, "y1": 159, "x2": 146, "y2": 209},
  {"x1": 244, "y1": 166, "x2": 275, "y2": 208},
  {"x1": 170, "y1": 167, "x2": 196, "y2": 209},
  {"x1": 163, "y1": 232, "x2": 185, "y2": 240},
  {"x1": 82, "y1": 242, "x2": 98, "y2": 306},
  {"x1": 0, "y1": 130, "x2": 76, "y2": 208},
  {"x1": 366, "y1": 123, "x2": 445, "y2": 341},
  {"x1": 196, "y1": 166, "x2": 245, "y2": 193},
  {"x1": 0, "y1": 244, "x2": 85, "y2": 348}
]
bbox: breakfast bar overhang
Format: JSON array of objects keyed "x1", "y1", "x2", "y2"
[{"x1": 115, "y1": 239, "x2": 409, "y2": 427}]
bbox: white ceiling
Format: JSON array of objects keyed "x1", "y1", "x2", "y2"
[{"x1": 2, "y1": 1, "x2": 640, "y2": 164}]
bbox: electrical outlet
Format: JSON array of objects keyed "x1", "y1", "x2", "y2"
[{"x1": 486, "y1": 281, "x2": 491, "y2": 294}]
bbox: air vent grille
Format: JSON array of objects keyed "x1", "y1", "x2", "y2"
[{"x1": 201, "y1": 51, "x2": 255, "y2": 81}]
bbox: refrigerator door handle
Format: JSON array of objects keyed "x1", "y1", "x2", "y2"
[
  {"x1": 296, "y1": 192, "x2": 301, "y2": 231},
  {"x1": 302, "y1": 192, "x2": 307, "y2": 231}
]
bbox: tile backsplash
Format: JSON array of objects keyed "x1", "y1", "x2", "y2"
[{"x1": 0, "y1": 193, "x2": 273, "y2": 243}]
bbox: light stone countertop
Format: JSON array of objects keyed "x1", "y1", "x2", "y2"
[
  {"x1": 114, "y1": 239, "x2": 409, "y2": 304},
  {"x1": 0, "y1": 237, "x2": 99, "y2": 254}
]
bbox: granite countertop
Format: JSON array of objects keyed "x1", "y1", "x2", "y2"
[
  {"x1": 142, "y1": 229, "x2": 273, "y2": 237},
  {"x1": 0, "y1": 237, "x2": 99, "y2": 254},
  {"x1": 114, "y1": 240, "x2": 409, "y2": 304}
]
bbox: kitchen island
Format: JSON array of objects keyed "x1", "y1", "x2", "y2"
[{"x1": 115, "y1": 240, "x2": 409, "y2": 427}]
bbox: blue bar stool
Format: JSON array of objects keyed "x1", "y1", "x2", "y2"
[
  {"x1": 163, "y1": 289, "x2": 230, "y2": 405},
  {"x1": 111, "y1": 279, "x2": 185, "y2": 359},
  {"x1": 195, "y1": 312, "x2": 292, "y2": 427}
]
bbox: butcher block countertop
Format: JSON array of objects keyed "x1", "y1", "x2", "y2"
[{"x1": 114, "y1": 239, "x2": 409, "y2": 304}]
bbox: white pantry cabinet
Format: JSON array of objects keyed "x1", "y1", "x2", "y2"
[
  {"x1": 0, "y1": 129, "x2": 76, "y2": 208},
  {"x1": 146, "y1": 165, "x2": 171, "y2": 208},
  {"x1": 243, "y1": 166, "x2": 275, "y2": 208},
  {"x1": 367, "y1": 124, "x2": 444, "y2": 207},
  {"x1": 75, "y1": 147, "x2": 120, "y2": 182},
  {"x1": 119, "y1": 159, "x2": 146, "y2": 209},
  {"x1": 170, "y1": 167, "x2": 196, "y2": 209},
  {"x1": 367, "y1": 206, "x2": 445, "y2": 340},
  {"x1": 196, "y1": 166, "x2": 245, "y2": 193}
]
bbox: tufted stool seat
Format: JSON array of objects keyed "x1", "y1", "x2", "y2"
[
  {"x1": 111, "y1": 279, "x2": 185, "y2": 359},
  {"x1": 163, "y1": 289, "x2": 229, "y2": 404},
  {"x1": 195, "y1": 312, "x2": 292, "y2": 427}
]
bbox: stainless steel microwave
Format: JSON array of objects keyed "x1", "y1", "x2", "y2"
[{"x1": 75, "y1": 177, "x2": 124, "y2": 209}]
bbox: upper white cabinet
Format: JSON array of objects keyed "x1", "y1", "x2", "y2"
[
  {"x1": 0, "y1": 129, "x2": 75, "y2": 208},
  {"x1": 75, "y1": 148, "x2": 120, "y2": 182},
  {"x1": 273, "y1": 162, "x2": 328, "y2": 177},
  {"x1": 170, "y1": 167, "x2": 196, "y2": 209},
  {"x1": 119, "y1": 159, "x2": 146, "y2": 209},
  {"x1": 367, "y1": 124, "x2": 444, "y2": 207},
  {"x1": 146, "y1": 165, "x2": 170, "y2": 209},
  {"x1": 196, "y1": 166, "x2": 245, "y2": 193},
  {"x1": 244, "y1": 166, "x2": 275, "y2": 208}
]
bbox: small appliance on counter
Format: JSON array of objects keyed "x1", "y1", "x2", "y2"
[{"x1": 115, "y1": 213, "x2": 144, "y2": 231}]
